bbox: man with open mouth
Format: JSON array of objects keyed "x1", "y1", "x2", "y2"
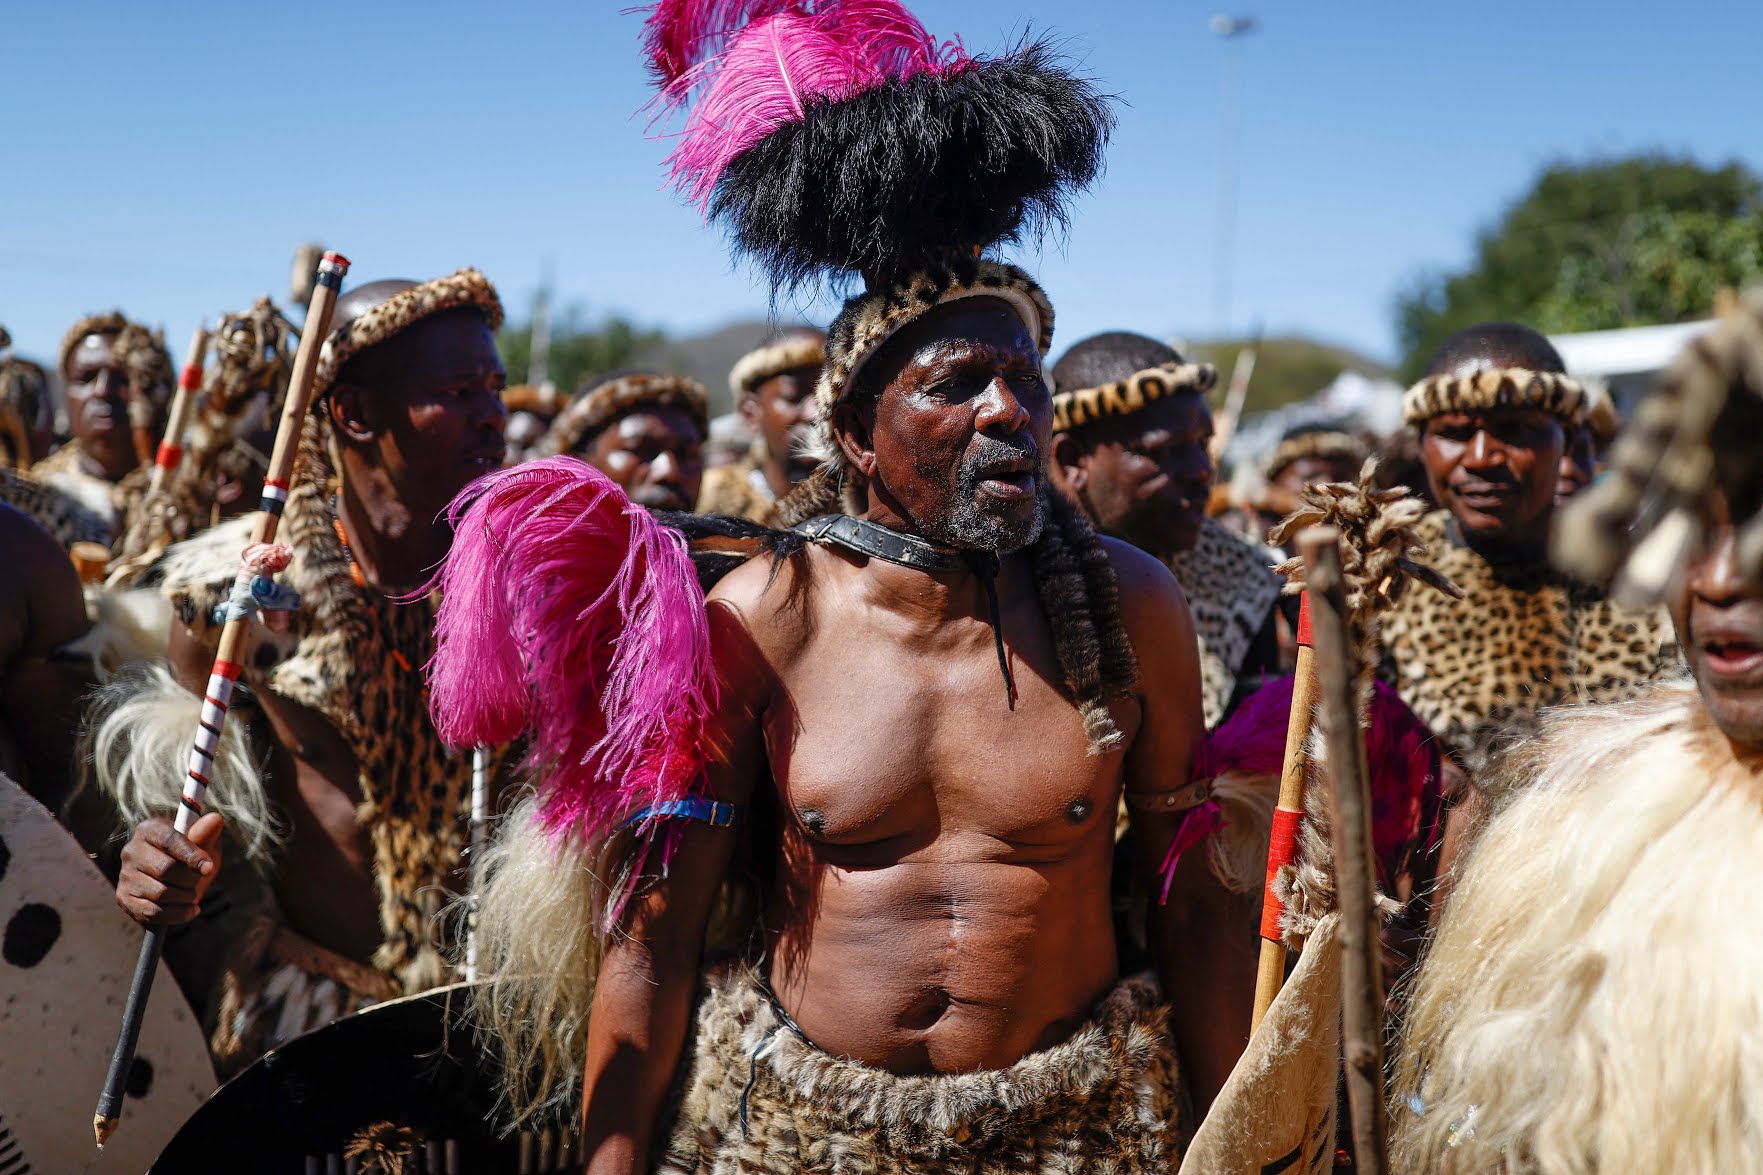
[
  {"x1": 1392, "y1": 294, "x2": 1763, "y2": 1172},
  {"x1": 1377, "y1": 321, "x2": 1681, "y2": 869},
  {"x1": 448, "y1": 4, "x2": 1255, "y2": 1170}
]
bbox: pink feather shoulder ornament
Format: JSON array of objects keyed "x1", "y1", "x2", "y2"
[{"x1": 425, "y1": 456, "x2": 716, "y2": 846}]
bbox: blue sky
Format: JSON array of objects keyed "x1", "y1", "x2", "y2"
[{"x1": 5, "y1": 1, "x2": 1761, "y2": 372}]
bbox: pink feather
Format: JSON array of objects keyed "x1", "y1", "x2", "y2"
[
  {"x1": 1161, "y1": 676, "x2": 1442, "y2": 896},
  {"x1": 426, "y1": 456, "x2": 716, "y2": 843},
  {"x1": 654, "y1": 0, "x2": 969, "y2": 209},
  {"x1": 642, "y1": 0, "x2": 801, "y2": 92}
]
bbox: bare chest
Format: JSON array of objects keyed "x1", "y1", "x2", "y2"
[{"x1": 765, "y1": 620, "x2": 1129, "y2": 853}]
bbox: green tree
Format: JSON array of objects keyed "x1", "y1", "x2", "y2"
[
  {"x1": 1395, "y1": 154, "x2": 1763, "y2": 379},
  {"x1": 497, "y1": 308, "x2": 666, "y2": 394}
]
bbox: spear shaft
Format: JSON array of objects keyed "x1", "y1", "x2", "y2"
[
  {"x1": 93, "y1": 251, "x2": 350, "y2": 1148},
  {"x1": 148, "y1": 327, "x2": 211, "y2": 496},
  {"x1": 1250, "y1": 592, "x2": 1318, "y2": 1034}
]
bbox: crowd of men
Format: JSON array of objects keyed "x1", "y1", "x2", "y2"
[{"x1": 2, "y1": 3, "x2": 1759, "y2": 1172}]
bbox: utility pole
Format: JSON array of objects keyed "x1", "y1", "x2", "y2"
[
  {"x1": 530, "y1": 260, "x2": 555, "y2": 408},
  {"x1": 1210, "y1": 14, "x2": 1257, "y2": 336}
]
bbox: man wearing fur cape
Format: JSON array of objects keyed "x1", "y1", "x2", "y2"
[
  {"x1": 104, "y1": 270, "x2": 510, "y2": 1073},
  {"x1": 1390, "y1": 294, "x2": 1763, "y2": 1173},
  {"x1": 436, "y1": 3, "x2": 1257, "y2": 1170}
]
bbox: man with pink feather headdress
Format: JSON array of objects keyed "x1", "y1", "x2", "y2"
[{"x1": 429, "y1": 2, "x2": 1264, "y2": 1171}]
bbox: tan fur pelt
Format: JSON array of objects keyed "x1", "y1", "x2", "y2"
[
  {"x1": 58, "y1": 311, "x2": 169, "y2": 384},
  {"x1": 1392, "y1": 682, "x2": 1763, "y2": 1174},
  {"x1": 158, "y1": 420, "x2": 477, "y2": 993},
  {"x1": 728, "y1": 334, "x2": 825, "y2": 398},
  {"x1": 537, "y1": 372, "x2": 710, "y2": 458},
  {"x1": 694, "y1": 452, "x2": 775, "y2": 523},
  {"x1": 0, "y1": 465, "x2": 112, "y2": 549},
  {"x1": 1402, "y1": 366, "x2": 1587, "y2": 427},
  {"x1": 312, "y1": 268, "x2": 504, "y2": 399},
  {"x1": 27, "y1": 442, "x2": 149, "y2": 540},
  {"x1": 1378, "y1": 509, "x2": 1682, "y2": 772},
  {"x1": 1170, "y1": 517, "x2": 1282, "y2": 727},
  {"x1": 657, "y1": 966, "x2": 1180, "y2": 1174},
  {"x1": 467, "y1": 795, "x2": 606, "y2": 1127},
  {"x1": 1050, "y1": 360, "x2": 1218, "y2": 434}
]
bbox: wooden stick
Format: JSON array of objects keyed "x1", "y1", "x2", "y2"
[
  {"x1": 148, "y1": 326, "x2": 211, "y2": 496},
  {"x1": 1210, "y1": 338, "x2": 1258, "y2": 464},
  {"x1": 465, "y1": 744, "x2": 491, "y2": 982},
  {"x1": 93, "y1": 251, "x2": 350, "y2": 1148},
  {"x1": 1299, "y1": 525, "x2": 1389, "y2": 1174},
  {"x1": 1250, "y1": 593, "x2": 1318, "y2": 1034}
]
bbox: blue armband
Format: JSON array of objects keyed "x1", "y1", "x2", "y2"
[{"x1": 619, "y1": 797, "x2": 745, "y2": 832}]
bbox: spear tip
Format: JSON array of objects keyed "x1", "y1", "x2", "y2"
[{"x1": 94, "y1": 1113, "x2": 118, "y2": 1148}]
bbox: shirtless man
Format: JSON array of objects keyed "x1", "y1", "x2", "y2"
[
  {"x1": 574, "y1": 295, "x2": 1244, "y2": 1170},
  {"x1": 0, "y1": 503, "x2": 92, "y2": 809},
  {"x1": 107, "y1": 270, "x2": 508, "y2": 1069}
]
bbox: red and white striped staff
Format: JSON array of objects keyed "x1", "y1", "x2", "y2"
[
  {"x1": 147, "y1": 326, "x2": 212, "y2": 497},
  {"x1": 93, "y1": 251, "x2": 351, "y2": 1148}
]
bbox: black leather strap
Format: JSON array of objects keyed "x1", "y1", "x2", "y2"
[
  {"x1": 794, "y1": 513, "x2": 1018, "y2": 708},
  {"x1": 792, "y1": 514, "x2": 970, "y2": 573}
]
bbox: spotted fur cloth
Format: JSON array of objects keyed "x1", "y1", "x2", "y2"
[
  {"x1": 695, "y1": 451, "x2": 776, "y2": 523},
  {"x1": 656, "y1": 967, "x2": 1179, "y2": 1174},
  {"x1": 1378, "y1": 509, "x2": 1683, "y2": 773},
  {"x1": 0, "y1": 465, "x2": 113, "y2": 549},
  {"x1": 1170, "y1": 517, "x2": 1283, "y2": 728},
  {"x1": 27, "y1": 442, "x2": 149, "y2": 544},
  {"x1": 158, "y1": 416, "x2": 474, "y2": 994}
]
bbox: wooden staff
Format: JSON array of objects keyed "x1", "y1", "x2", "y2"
[
  {"x1": 465, "y1": 744, "x2": 491, "y2": 982},
  {"x1": 148, "y1": 326, "x2": 211, "y2": 496},
  {"x1": 1300, "y1": 526, "x2": 1389, "y2": 1174},
  {"x1": 1249, "y1": 589, "x2": 1319, "y2": 1034},
  {"x1": 93, "y1": 251, "x2": 350, "y2": 1148}
]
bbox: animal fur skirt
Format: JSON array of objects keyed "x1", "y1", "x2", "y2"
[{"x1": 655, "y1": 966, "x2": 1181, "y2": 1173}]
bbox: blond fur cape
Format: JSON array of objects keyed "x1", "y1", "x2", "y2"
[{"x1": 1392, "y1": 680, "x2": 1763, "y2": 1174}]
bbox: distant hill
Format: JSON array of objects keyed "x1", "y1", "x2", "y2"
[
  {"x1": 631, "y1": 319, "x2": 817, "y2": 417},
  {"x1": 1186, "y1": 336, "x2": 1394, "y2": 416}
]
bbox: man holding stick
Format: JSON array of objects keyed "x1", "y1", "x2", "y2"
[
  {"x1": 105, "y1": 269, "x2": 509, "y2": 1072},
  {"x1": 442, "y1": 3, "x2": 1253, "y2": 1167}
]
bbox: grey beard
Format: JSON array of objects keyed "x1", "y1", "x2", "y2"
[{"x1": 919, "y1": 437, "x2": 1047, "y2": 554}]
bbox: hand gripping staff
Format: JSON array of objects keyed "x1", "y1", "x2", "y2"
[{"x1": 92, "y1": 251, "x2": 350, "y2": 1148}]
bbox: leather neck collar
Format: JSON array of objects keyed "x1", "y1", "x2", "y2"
[{"x1": 793, "y1": 514, "x2": 985, "y2": 574}]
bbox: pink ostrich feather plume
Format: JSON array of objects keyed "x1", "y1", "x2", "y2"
[
  {"x1": 653, "y1": 0, "x2": 969, "y2": 210},
  {"x1": 1161, "y1": 675, "x2": 1441, "y2": 898},
  {"x1": 426, "y1": 456, "x2": 715, "y2": 843}
]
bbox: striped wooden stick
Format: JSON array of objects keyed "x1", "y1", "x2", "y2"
[
  {"x1": 1249, "y1": 591, "x2": 1319, "y2": 1034},
  {"x1": 148, "y1": 326, "x2": 211, "y2": 496},
  {"x1": 93, "y1": 251, "x2": 350, "y2": 1148}
]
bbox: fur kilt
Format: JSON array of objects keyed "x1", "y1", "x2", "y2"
[{"x1": 656, "y1": 967, "x2": 1181, "y2": 1174}]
